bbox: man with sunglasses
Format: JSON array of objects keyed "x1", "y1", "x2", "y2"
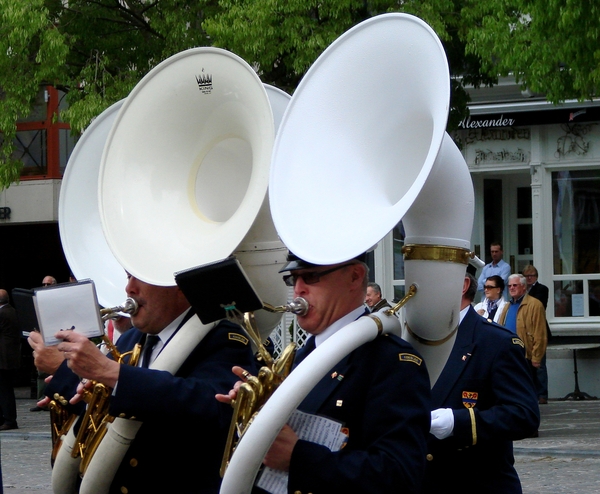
[
  {"x1": 218, "y1": 252, "x2": 431, "y2": 493},
  {"x1": 498, "y1": 273, "x2": 547, "y2": 419}
]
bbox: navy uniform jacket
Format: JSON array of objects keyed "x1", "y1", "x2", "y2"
[
  {"x1": 424, "y1": 306, "x2": 540, "y2": 494},
  {"x1": 286, "y1": 332, "x2": 432, "y2": 494},
  {"x1": 47, "y1": 318, "x2": 256, "y2": 494}
]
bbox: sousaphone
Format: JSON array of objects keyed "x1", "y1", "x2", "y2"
[
  {"x1": 221, "y1": 13, "x2": 476, "y2": 493},
  {"x1": 54, "y1": 47, "x2": 292, "y2": 494}
]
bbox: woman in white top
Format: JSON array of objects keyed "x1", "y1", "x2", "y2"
[{"x1": 474, "y1": 275, "x2": 508, "y2": 323}]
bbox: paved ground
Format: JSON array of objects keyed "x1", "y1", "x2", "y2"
[{"x1": 2, "y1": 389, "x2": 600, "y2": 492}]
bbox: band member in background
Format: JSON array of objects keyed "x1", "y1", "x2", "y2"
[
  {"x1": 217, "y1": 252, "x2": 431, "y2": 493},
  {"x1": 42, "y1": 274, "x2": 256, "y2": 493},
  {"x1": 426, "y1": 273, "x2": 539, "y2": 493}
]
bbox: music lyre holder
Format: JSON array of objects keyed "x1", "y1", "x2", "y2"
[{"x1": 175, "y1": 256, "x2": 264, "y2": 325}]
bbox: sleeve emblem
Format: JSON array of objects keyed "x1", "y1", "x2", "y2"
[
  {"x1": 512, "y1": 337, "x2": 525, "y2": 348},
  {"x1": 399, "y1": 353, "x2": 423, "y2": 365},
  {"x1": 462, "y1": 391, "x2": 478, "y2": 409},
  {"x1": 228, "y1": 333, "x2": 249, "y2": 345}
]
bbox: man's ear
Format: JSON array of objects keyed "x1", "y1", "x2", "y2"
[
  {"x1": 462, "y1": 276, "x2": 469, "y2": 297},
  {"x1": 350, "y1": 263, "x2": 367, "y2": 285}
]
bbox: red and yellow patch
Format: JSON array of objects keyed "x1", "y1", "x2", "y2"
[{"x1": 462, "y1": 391, "x2": 478, "y2": 409}]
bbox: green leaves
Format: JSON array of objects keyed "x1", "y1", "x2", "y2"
[{"x1": 0, "y1": 0, "x2": 598, "y2": 190}]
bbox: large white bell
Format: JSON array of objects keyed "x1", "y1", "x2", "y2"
[
  {"x1": 99, "y1": 47, "x2": 275, "y2": 287},
  {"x1": 59, "y1": 100, "x2": 127, "y2": 308}
]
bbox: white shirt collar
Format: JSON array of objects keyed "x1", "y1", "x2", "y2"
[
  {"x1": 141, "y1": 309, "x2": 189, "y2": 366},
  {"x1": 314, "y1": 305, "x2": 366, "y2": 347}
]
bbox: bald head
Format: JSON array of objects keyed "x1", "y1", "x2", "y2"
[
  {"x1": 0, "y1": 289, "x2": 9, "y2": 304},
  {"x1": 42, "y1": 276, "x2": 57, "y2": 286}
]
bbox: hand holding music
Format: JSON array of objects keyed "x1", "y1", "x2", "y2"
[
  {"x1": 28, "y1": 330, "x2": 65, "y2": 374},
  {"x1": 262, "y1": 424, "x2": 298, "y2": 471},
  {"x1": 55, "y1": 330, "x2": 120, "y2": 388}
]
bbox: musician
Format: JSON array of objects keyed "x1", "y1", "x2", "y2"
[
  {"x1": 44, "y1": 274, "x2": 257, "y2": 493},
  {"x1": 425, "y1": 273, "x2": 539, "y2": 493},
  {"x1": 217, "y1": 252, "x2": 432, "y2": 493}
]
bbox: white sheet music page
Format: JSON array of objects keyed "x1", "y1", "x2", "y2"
[
  {"x1": 33, "y1": 280, "x2": 104, "y2": 346},
  {"x1": 256, "y1": 409, "x2": 348, "y2": 494}
]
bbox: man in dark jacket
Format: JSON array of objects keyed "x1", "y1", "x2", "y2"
[
  {"x1": 424, "y1": 274, "x2": 539, "y2": 493},
  {"x1": 0, "y1": 289, "x2": 21, "y2": 431},
  {"x1": 44, "y1": 275, "x2": 256, "y2": 493},
  {"x1": 219, "y1": 253, "x2": 432, "y2": 494},
  {"x1": 523, "y1": 264, "x2": 551, "y2": 404}
]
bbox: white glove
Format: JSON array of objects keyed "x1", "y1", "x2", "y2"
[{"x1": 430, "y1": 408, "x2": 455, "y2": 440}]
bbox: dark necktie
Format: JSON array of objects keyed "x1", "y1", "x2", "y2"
[
  {"x1": 141, "y1": 335, "x2": 161, "y2": 368},
  {"x1": 293, "y1": 336, "x2": 316, "y2": 369}
]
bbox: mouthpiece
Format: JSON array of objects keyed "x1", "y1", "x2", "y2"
[
  {"x1": 286, "y1": 297, "x2": 309, "y2": 316},
  {"x1": 101, "y1": 297, "x2": 139, "y2": 321}
]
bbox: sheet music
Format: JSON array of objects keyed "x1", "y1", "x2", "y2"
[
  {"x1": 256, "y1": 409, "x2": 348, "y2": 494},
  {"x1": 33, "y1": 280, "x2": 104, "y2": 346}
]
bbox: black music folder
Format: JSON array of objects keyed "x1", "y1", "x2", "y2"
[
  {"x1": 12, "y1": 287, "x2": 39, "y2": 335},
  {"x1": 175, "y1": 256, "x2": 263, "y2": 324}
]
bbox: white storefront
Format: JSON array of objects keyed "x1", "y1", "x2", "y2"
[{"x1": 373, "y1": 82, "x2": 600, "y2": 398}]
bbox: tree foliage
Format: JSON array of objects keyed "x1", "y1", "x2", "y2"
[
  {"x1": 462, "y1": 0, "x2": 600, "y2": 103},
  {"x1": 0, "y1": 0, "x2": 598, "y2": 189}
]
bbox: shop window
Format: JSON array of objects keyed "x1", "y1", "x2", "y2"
[
  {"x1": 552, "y1": 170, "x2": 600, "y2": 317},
  {"x1": 553, "y1": 280, "x2": 584, "y2": 317},
  {"x1": 553, "y1": 170, "x2": 600, "y2": 275}
]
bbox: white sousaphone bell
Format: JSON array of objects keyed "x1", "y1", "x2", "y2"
[
  {"x1": 98, "y1": 48, "x2": 290, "y2": 335},
  {"x1": 54, "y1": 47, "x2": 293, "y2": 494},
  {"x1": 58, "y1": 99, "x2": 128, "y2": 308},
  {"x1": 221, "y1": 13, "x2": 476, "y2": 493}
]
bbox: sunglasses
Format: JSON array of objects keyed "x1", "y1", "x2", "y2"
[
  {"x1": 483, "y1": 285, "x2": 498, "y2": 290},
  {"x1": 283, "y1": 264, "x2": 350, "y2": 287}
]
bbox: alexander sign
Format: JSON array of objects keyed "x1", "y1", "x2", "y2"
[
  {"x1": 458, "y1": 114, "x2": 515, "y2": 129},
  {"x1": 458, "y1": 106, "x2": 600, "y2": 129}
]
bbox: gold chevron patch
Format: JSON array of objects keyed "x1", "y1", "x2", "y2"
[{"x1": 399, "y1": 353, "x2": 423, "y2": 366}]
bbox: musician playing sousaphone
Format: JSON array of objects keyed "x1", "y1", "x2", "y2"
[
  {"x1": 216, "y1": 252, "x2": 432, "y2": 494},
  {"x1": 40, "y1": 274, "x2": 257, "y2": 493}
]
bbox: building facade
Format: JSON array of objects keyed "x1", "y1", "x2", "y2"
[
  {"x1": 372, "y1": 79, "x2": 600, "y2": 398},
  {"x1": 0, "y1": 86, "x2": 75, "y2": 292}
]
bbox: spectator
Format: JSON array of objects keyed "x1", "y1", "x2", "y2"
[
  {"x1": 523, "y1": 265, "x2": 551, "y2": 405},
  {"x1": 477, "y1": 243, "x2": 511, "y2": 297},
  {"x1": 365, "y1": 282, "x2": 392, "y2": 312},
  {"x1": 498, "y1": 274, "x2": 547, "y2": 421},
  {"x1": 0, "y1": 289, "x2": 22, "y2": 431},
  {"x1": 474, "y1": 275, "x2": 507, "y2": 323}
]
